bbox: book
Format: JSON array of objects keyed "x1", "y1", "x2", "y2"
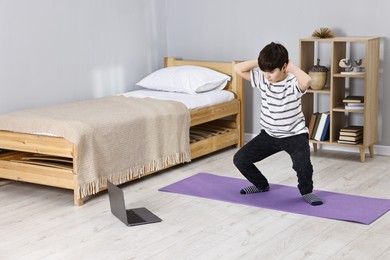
[
  {"x1": 311, "y1": 113, "x2": 322, "y2": 139},
  {"x1": 308, "y1": 113, "x2": 320, "y2": 139},
  {"x1": 320, "y1": 113, "x2": 330, "y2": 141},
  {"x1": 340, "y1": 125, "x2": 364, "y2": 133},
  {"x1": 345, "y1": 102, "x2": 364, "y2": 106},
  {"x1": 339, "y1": 134, "x2": 363, "y2": 141},
  {"x1": 314, "y1": 112, "x2": 330, "y2": 141},
  {"x1": 345, "y1": 105, "x2": 364, "y2": 110},
  {"x1": 311, "y1": 113, "x2": 323, "y2": 140},
  {"x1": 342, "y1": 96, "x2": 364, "y2": 103},
  {"x1": 340, "y1": 130, "x2": 363, "y2": 136},
  {"x1": 337, "y1": 139, "x2": 363, "y2": 145}
]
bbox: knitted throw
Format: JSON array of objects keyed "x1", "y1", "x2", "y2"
[{"x1": 0, "y1": 96, "x2": 191, "y2": 198}]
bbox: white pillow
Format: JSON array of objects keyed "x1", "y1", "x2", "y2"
[{"x1": 136, "y1": 65, "x2": 231, "y2": 94}]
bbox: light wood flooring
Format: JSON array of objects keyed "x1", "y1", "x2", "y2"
[{"x1": 1, "y1": 148, "x2": 390, "y2": 259}]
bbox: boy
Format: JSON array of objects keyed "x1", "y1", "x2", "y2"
[{"x1": 233, "y1": 42, "x2": 323, "y2": 206}]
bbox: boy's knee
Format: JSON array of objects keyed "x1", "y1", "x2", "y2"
[
  {"x1": 233, "y1": 152, "x2": 239, "y2": 166},
  {"x1": 233, "y1": 151, "x2": 243, "y2": 166}
]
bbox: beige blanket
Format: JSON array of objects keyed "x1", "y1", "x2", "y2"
[{"x1": 0, "y1": 96, "x2": 191, "y2": 198}]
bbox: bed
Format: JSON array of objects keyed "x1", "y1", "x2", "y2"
[{"x1": 0, "y1": 57, "x2": 244, "y2": 206}]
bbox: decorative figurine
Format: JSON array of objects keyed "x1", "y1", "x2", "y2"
[
  {"x1": 354, "y1": 58, "x2": 365, "y2": 73},
  {"x1": 312, "y1": 27, "x2": 335, "y2": 38},
  {"x1": 339, "y1": 58, "x2": 352, "y2": 73},
  {"x1": 339, "y1": 58, "x2": 365, "y2": 74}
]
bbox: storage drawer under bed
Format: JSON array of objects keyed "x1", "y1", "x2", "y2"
[
  {"x1": 190, "y1": 120, "x2": 239, "y2": 159},
  {"x1": 0, "y1": 150, "x2": 74, "y2": 189}
]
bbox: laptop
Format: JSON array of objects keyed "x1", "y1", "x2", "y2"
[{"x1": 107, "y1": 181, "x2": 162, "y2": 226}]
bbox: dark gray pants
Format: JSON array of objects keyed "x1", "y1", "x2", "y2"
[{"x1": 233, "y1": 130, "x2": 313, "y2": 195}]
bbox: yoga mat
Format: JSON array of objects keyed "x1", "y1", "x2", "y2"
[{"x1": 159, "y1": 173, "x2": 390, "y2": 225}]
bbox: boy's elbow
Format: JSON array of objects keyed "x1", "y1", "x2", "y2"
[
  {"x1": 302, "y1": 76, "x2": 312, "y2": 89},
  {"x1": 234, "y1": 64, "x2": 248, "y2": 81},
  {"x1": 305, "y1": 78, "x2": 312, "y2": 89},
  {"x1": 299, "y1": 78, "x2": 311, "y2": 91}
]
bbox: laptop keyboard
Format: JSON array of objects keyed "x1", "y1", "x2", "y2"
[{"x1": 126, "y1": 210, "x2": 145, "y2": 223}]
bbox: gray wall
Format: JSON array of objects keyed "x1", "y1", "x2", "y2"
[
  {"x1": 165, "y1": 0, "x2": 390, "y2": 146},
  {"x1": 1, "y1": 0, "x2": 389, "y2": 147},
  {"x1": 0, "y1": 0, "x2": 167, "y2": 113}
]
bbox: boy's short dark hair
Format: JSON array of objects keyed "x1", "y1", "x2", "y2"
[{"x1": 258, "y1": 42, "x2": 289, "y2": 72}]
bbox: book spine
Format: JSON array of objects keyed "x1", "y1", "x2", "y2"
[
  {"x1": 311, "y1": 113, "x2": 321, "y2": 139},
  {"x1": 314, "y1": 113, "x2": 327, "y2": 141},
  {"x1": 320, "y1": 114, "x2": 330, "y2": 141},
  {"x1": 308, "y1": 113, "x2": 319, "y2": 139}
]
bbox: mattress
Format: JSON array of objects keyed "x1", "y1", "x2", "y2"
[
  {"x1": 119, "y1": 89, "x2": 235, "y2": 110},
  {"x1": 1, "y1": 90, "x2": 235, "y2": 137}
]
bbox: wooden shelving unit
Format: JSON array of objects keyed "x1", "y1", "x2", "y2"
[{"x1": 300, "y1": 37, "x2": 380, "y2": 162}]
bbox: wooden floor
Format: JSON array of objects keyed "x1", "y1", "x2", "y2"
[{"x1": 1, "y1": 148, "x2": 390, "y2": 259}]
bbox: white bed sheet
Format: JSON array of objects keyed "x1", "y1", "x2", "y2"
[{"x1": 119, "y1": 89, "x2": 235, "y2": 110}]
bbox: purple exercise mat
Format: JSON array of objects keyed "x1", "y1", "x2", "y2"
[{"x1": 159, "y1": 173, "x2": 390, "y2": 225}]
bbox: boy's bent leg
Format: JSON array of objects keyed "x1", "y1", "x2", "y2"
[
  {"x1": 283, "y1": 133, "x2": 322, "y2": 205},
  {"x1": 233, "y1": 131, "x2": 279, "y2": 192}
]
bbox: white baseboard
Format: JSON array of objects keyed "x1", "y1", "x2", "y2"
[{"x1": 244, "y1": 133, "x2": 390, "y2": 157}]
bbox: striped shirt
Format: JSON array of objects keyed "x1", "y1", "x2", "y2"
[{"x1": 250, "y1": 67, "x2": 308, "y2": 138}]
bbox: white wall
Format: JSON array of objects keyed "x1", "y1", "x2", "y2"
[
  {"x1": 0, "y1": 0, "x2": 167, "y2": 113},
  {"x1": 165, "y1": 0, "x2": 390, "y2": 146},
  {"x1": 1, "y1": 0, "x2": 389, "y2": 147}
]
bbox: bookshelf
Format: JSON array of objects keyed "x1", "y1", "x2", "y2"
[{"x1": 300, "y1": 37, "x2": 380, "y2": 162}]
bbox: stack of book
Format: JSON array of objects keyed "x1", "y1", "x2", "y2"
[
  {"x1": 343, "y1": 96, "x2": 364, "y2": 110},
  {"x1": 338, "y1": 126, "x2": 363, "y2": 144},
  {"x1": 308, "y1": 112, "x2": 330, "y2": 141}
]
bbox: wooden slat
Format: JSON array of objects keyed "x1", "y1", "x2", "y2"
[
  {"x1": 0, "y1": 131, "x2": 74, "y2": 158},
  {"x1": 190, "y1": 100, "x2": 239, "y2": 126},
  {"x1": 190, "y1": 130, "x2": 238, "y2": 159},
  {"x1": 0, "y1": 159, "x2": 74, "y2": 189}
]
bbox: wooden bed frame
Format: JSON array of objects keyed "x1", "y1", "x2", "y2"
[{"x1": 0, "y1": 57, "x2": 244, "y2": 206}]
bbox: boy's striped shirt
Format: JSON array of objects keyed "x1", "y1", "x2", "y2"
[{"x1": 250, "y1": 68, "x2": 308, "y2": 138}]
